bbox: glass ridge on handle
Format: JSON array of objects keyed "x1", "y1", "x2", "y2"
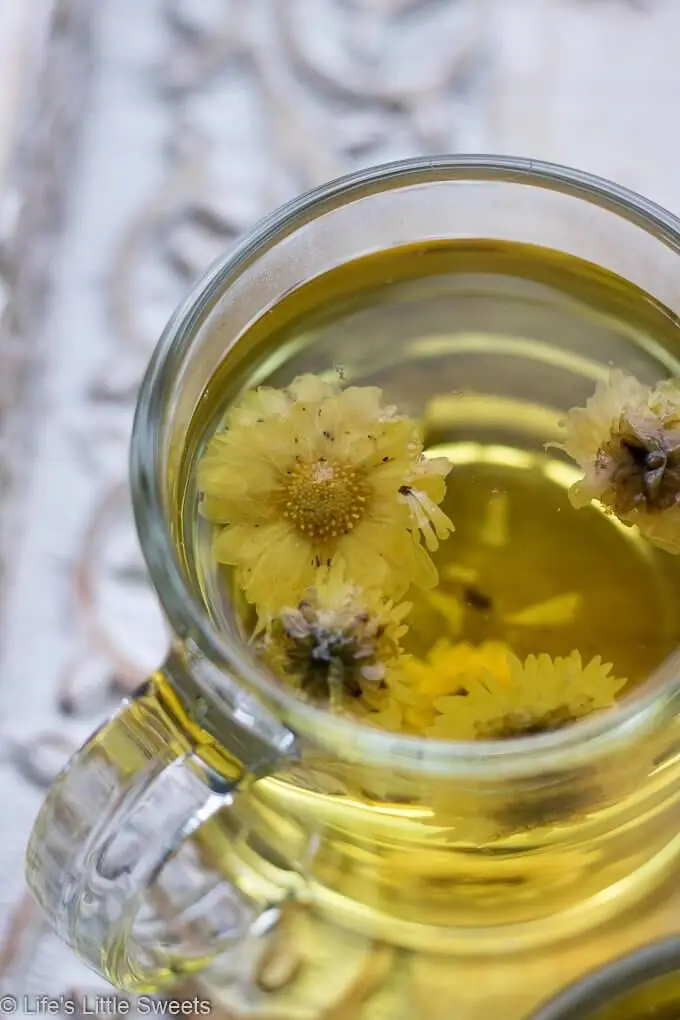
[{"x1": 24, "y1": 649, "x2": 298, "y2": 992}]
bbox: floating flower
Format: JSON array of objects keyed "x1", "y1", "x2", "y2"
[
  {"x1": 555, "y1": 370, "x2": 680, "y2": 553},
  {"x1": 261, "y1": 576, "x2": 411, "y2": 710},
  {"x1": 198, "y1": 374, "x2": 454, "y2": 613},
  {"x1": 428, "y1": 647, "x2": 626, "y2": 741}
]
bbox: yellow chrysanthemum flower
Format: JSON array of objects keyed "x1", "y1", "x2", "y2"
[
  {"x1": 198, "y1": 374, "x2": 454, "y2": 613},
  {"x1": 260, "y1": 575, "x2": 411, "y2": 709},
  {"x1": 428, "y1": 646, "x2": 626, "y2": 741},
  {"x1": 361, "y1": 639, "x2": 514, "y2": 734},
  {"x1": 556, "y1": 370, "x2": 680, "y2": 553}
]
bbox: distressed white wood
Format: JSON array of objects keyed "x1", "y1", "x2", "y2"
[
  {"x1": 491, "y1": 0, "x2": 680, "y2": 213},
  {"x1": 0, "y1": 0, "x2": 91, "y2": 618}
]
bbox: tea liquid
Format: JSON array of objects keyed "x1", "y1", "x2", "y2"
[
  {"x1": 166, "y1": 241, "x2": 680, "y2": 972},
  {"x1": 179, "y1": 240, "x2": 680, "y2": 691}
]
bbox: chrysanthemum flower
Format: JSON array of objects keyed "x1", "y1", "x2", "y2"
[
  {"x1": 366, "y1": 640, "x2": 514, "y2": 734},
  {"x1": 260, "y1": 576, "x2": 411, "y2": 709},
  {"x1": 198, "y1": 374, "x2": 454, "y2": 613},
  {"x1": 428, "y1": 647, "x2": 626, "y2": 741},
  {"x1": 556, "y1": 370, "x2": 680, "y2": 553}
]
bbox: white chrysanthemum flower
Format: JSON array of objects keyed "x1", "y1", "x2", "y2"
[
  {"x1": 556, "y1": 370, "x2": 680, "y2": 553},
  {"x1": 261, "y1": 575, "x2": 411, "y2": 709}
]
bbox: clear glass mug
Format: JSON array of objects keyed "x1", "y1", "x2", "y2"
[{"x1": 24, "y1": 156, "x2": 680, "y2": 996}]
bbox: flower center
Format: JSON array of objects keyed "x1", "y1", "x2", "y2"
[
  {"x1": 609, "y1": 424, "x2": 680, "y2": 513},
  {"x1": 481, "y1": 706, "x2": 576, "y2": 740},
  {"x1": 282, "y1": 458, "x2": 372, "y2": 542}
]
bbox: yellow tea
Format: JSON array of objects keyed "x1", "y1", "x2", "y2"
[
  {"x1": 178, "y1": 239, "x2": 680, "y2": 722},
  {"x1": 162, "y1": 240, "x2": 680, "y2": 962}
]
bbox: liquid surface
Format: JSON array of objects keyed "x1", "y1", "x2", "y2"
[{"x1": 178, "y1": 239, "x2": 680, "y2": 722}]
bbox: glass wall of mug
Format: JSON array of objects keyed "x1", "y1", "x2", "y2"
[{"x1": 24, "y1": 157, "x2": 680, "y2": 993}]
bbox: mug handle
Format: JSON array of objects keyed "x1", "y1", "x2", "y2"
[{"x1": 25, "y1": 650, "x2": 297, "y2": 992}]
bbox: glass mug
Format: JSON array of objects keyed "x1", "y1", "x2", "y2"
[{"x1": 24, "y1": 157, "x2": 680, "y2": 1002}]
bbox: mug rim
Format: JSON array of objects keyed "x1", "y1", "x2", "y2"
[
  {"x1": 130, "y1": 153, "x2": 680, "y2": 772},
  {"x1": 529, "y1": 937, "x2": 680, "y2": 1019}
]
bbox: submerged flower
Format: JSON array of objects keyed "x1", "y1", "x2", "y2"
[
  {"x1": 428, "y1": 647, "x2": 626, "y2": 741},
  {"x1": 556, "y1": 370, "x2": 680, "y2": 553},
  {"x1": 198, "y1": 374, "x2": 453, "y2": 613},
  {"x1": 261, "y1": 576, "x2": 411, "y2": 709},
  {"x1": 360, "y1": 639, "x2": 514, "y2": 734}
]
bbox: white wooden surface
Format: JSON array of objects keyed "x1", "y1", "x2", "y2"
[
  {"x1": 1, "y1": 0, "x2": 680, "y2": 1013},
  {"x1": 491, "y1": 0, "x2": 680, "y2": 213}
]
